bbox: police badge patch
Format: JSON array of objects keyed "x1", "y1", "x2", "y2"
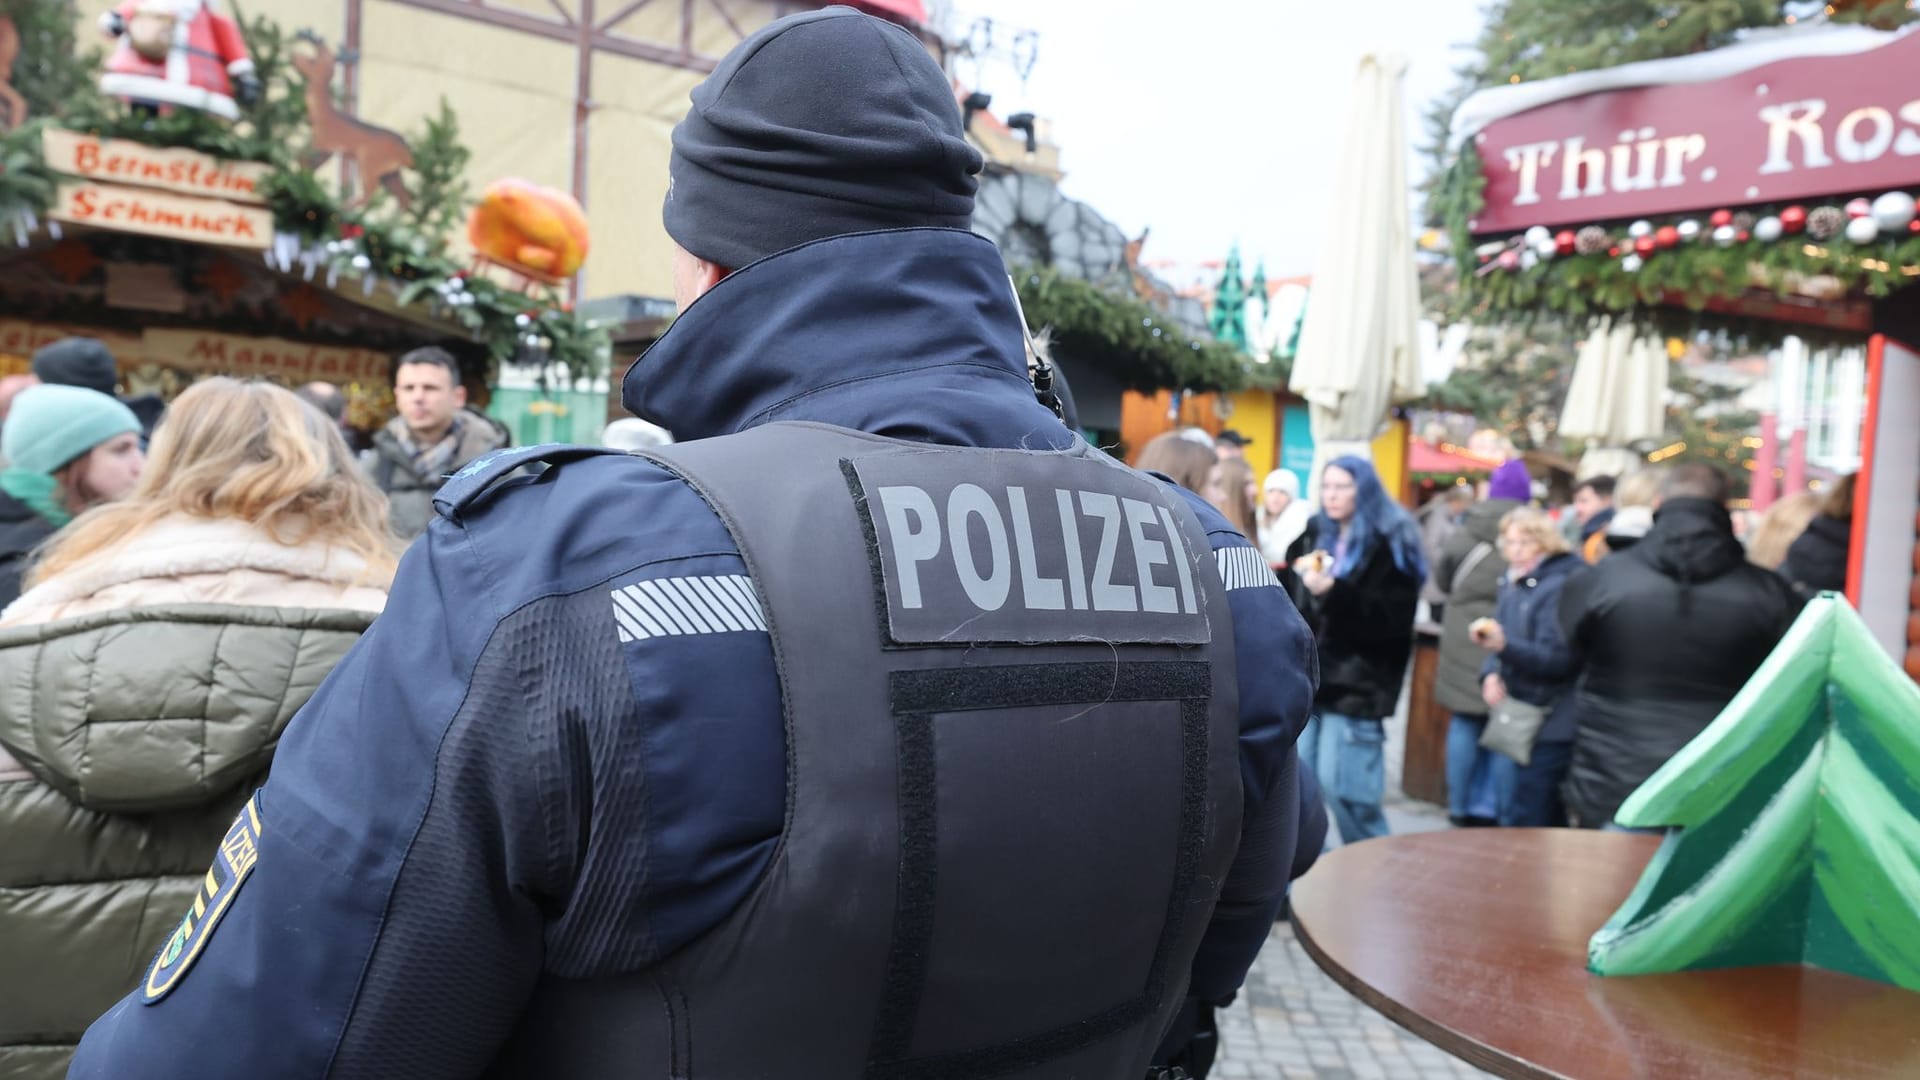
[{"x1": 142, "y1": 792, "x2": 264, "y2": 1004}]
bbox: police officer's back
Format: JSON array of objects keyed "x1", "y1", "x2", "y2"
[{"x1": 70, "y1": 10, "x2": 1322, "y2": 1077}]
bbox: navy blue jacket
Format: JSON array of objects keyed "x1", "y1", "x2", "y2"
[
  {"x1": 1482, "y1": 553, "x2": 1583, "y2": 744},
  {"x1": 70, "y1": 228, "x2": 1321, "y2": 1076}
]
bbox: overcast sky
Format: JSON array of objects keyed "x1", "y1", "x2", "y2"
[{"x1": 946, "y1": 0, "x2": 1487, "y2": 276}]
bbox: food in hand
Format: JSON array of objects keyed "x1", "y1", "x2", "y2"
[
  {"x1": 1293, "y1": 550, "x2": 1332, "y2": 575},
  {"x1": 1470, "y1": 617, "x2": 1497, "y2": 642}
]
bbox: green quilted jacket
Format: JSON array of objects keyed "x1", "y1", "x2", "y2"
[{"x1": 0, "y1": 604, "x2": 375, "y2": 1080}]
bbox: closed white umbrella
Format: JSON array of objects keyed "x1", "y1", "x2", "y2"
[
  {"x1": 1288, "y1": 52, "x2": 1424, "y2": 492},
  {"x1": 1561, "y1": 316, "x2": 1670, "y2": 478}
]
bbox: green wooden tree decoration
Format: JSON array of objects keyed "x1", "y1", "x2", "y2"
[
  {"x1": 1589, "y1": 595, "x2": 1920, "y2": 991},
  {"x1": 1208, "y1": 244, "x2": 1248, "y2": 354},
  {"x1": 1249, "y1": 259, "x2": 1269, "y2": 321}
]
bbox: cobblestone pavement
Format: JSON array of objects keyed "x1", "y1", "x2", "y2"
[
  {"x1": 1213, "y1": 919, "x2": 1491, "y2": 1079},
  {"x1": 1211, "y1": 702, "x2": 1494, "y2": 1078}
]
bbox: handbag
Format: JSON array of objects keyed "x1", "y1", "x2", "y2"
[{"x1": 1480, "y1": 697, "x2": 1548, "y2": 767}]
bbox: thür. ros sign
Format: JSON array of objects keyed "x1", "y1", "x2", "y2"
[{"x1": 1471, "y1": 31, "x2": 1920, "y2": 234}]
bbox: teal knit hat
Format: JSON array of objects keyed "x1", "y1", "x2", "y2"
[{"x1": 3, "y1": 384, "x2": 141, "y2": 475}]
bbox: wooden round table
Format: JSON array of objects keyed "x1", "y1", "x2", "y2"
[{"x1": 1289, "y1": 829, "x2": 1920, "y2": 1079}]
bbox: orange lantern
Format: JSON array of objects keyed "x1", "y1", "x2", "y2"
[{"x1": 467, "y1": 179, "x2": 589, "y2": 284}]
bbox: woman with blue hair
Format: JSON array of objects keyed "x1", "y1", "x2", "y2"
[{"x1": 1286, "y1": 456, "x2": 1426, "y2": 844}]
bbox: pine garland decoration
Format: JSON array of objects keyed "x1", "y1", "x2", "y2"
[{"x1": 1014, "y1": 265, "x2": 1247, "y2": 393}]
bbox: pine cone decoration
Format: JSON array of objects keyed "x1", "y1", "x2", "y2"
[
  {"x1": 1575, "y1": 226, "x2": 1611, "y2": 256},
  {"x1": 1808, "y1": 206, "x2": 1845, "y2": 240},
  {"x1": 1731, "y1": 211, "x2": 1756, "y2": 233}
]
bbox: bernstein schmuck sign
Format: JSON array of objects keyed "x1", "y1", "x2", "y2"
[{"x1": 41, "y1": 129, "x2": 274, "y2": 249}]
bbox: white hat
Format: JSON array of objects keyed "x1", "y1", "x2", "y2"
[
  {"x1": 603, "y1": 418, "x2": 674, "y2": 451},
  {"x1": 1263, "y1": 469, "x2": 1300, "y2": 496}
]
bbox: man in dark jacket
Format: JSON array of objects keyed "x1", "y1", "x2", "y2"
[
  {"x1": 71, "y1": 11, "x2": 1323, "y2": 1079},
  {"x1": 364, "y1": 347, "x2": 510, "y2": 541},
  {"x1": 1557, "y1": 463, "x2": 1800, "y2": 828}
]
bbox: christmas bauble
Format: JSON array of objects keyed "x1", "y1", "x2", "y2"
[
  {"x1": 1754, "y1": 216, "x2": 1784, "y2": 242},
  {"x1": 1498, "y1": 249, "x2": 1521, "y2": 270},
  {"x1": 1846, "y1": 197, "x2": 1873, "y2": 219},
  {"x1": 1780, "y1": 206, "x2": 1808, "y2": 233},
  {"x1": 1621, "y1": 254, "x2": 1644, "y2": 272},
  {"x1": 1634, "y1": 235, "x2": 1657, "y2": 256},
  {"x1": 1712, "y1": 224, "x2": 1738, "y2": 247},
  {"x1": 1845, "y1": 215, "x2": 1880, "y2": 244},
  {"x1": 1575, "y1": 226, "x2": 1611, "y2": 256},
  {"x1": 1534, "y1": 237, "x2": 1559, "y2": 259},
  {"x1": 1731, "y1": 211, "x2": 1755, "y2": 233},
  {"x1": 1709, "y1": 209, "x2": 1734, "y2": 228},
  {"x1": 1628, "y1": 219, "x2": 1653, "y2": 239},
  {"x1": 1554, "y1": 229, "x2": 1577, "y2": 256},
  {"x1": 1654, "y1": 225, "x2": 1680, "y2": 249},
  {"x1": 1524, "y1": 225, "x2": 1552, "y2": 247},
  {"x1": 1807, "y1": 206, "x2": 1845, "y2": 240},
  {"x1": 1520, "y1": 249, "x2": 1540, "y2": 271},
  {"x1": 1872, "y1": 191, "x2": 1917, "y2": 231},
  {"x1": 1676, "y1": 219, "x2": 1702, "y2": 243}
]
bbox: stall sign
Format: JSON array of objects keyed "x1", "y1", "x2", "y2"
[
  {"x1": 144, "y1": 329, "x2": 387, "y2": 382},
  {"x1": 0, "y1": 320, "x2": 147, "y2": 365},
  {"x1": 41, "y1": 129, "x2": 270, "y2": 204},
  {"x1": 1473, "y1": 31, "x2": 1920, "y2": 233},
  {"x1": 51, "y1": 181, "x2": 273, "y2": 250}
]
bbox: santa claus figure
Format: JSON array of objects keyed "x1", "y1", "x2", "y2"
[{"x1": 99, "y1": 0, "x2": 260, "y2": 121}]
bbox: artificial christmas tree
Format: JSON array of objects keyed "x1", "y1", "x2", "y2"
[
  {"x1": 1208, "y1": 244, "x2": 1248, "y2": 354},
  {"x1": 1590, "y1": 595, "x2": 1920, "y2": 990}
]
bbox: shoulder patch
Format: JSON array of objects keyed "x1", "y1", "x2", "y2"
[
  {"x1": 143, "y1": 793, "x2": 265, "y2": 1004},
  {"x1": 431, "y1": 443, "x2": 627, "y2": 521}
]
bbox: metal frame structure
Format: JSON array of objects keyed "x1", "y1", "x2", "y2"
[{"x1": 346, "y1": 0, "x2": 815, "y2": 210}]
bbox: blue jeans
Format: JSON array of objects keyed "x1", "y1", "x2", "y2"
[
  {"x1": 1445, "y1": 714, "x2": 1502, "y2": 821},
  {"x1": 1491, "y1": 739, "x2": 1572, "y2": 827},
  {"x1": 1299, "y1": 712, "x2": 1390, "y2": 845}
]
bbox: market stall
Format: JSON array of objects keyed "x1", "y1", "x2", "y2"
[
  {"x1": 1448, "y1": 21, "x2": 1920, "y2": 677},
  {"x1": 0, "y1": 5, "x2": 606, "y2": 436}
]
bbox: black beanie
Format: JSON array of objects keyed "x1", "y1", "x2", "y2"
[
  {"x1": 665, "y1": 6, "x2": 984, "y2": 270},
  {"x1": 31, "y1": 337, "x2": 118, "y2": 397}
]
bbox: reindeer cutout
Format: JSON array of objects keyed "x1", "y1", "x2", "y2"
[
  {"x1": 0, "y1": 16, "x2": 27, "y2": 132},
  {"x1": 291, "y1": 31, "x2": 412, "y2": 209}
]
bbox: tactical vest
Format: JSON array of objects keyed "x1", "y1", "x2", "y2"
[{"x1": 492, "y1": 423, "x2": 1243, "y2": 1079}]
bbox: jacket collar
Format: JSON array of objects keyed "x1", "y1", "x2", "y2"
[{"x1": 622, "y1": 228, "x2": 1073, "y2": 449}]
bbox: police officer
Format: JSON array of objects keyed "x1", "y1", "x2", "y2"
[{"x1": 70, "y1": 9, "x2": 1324, "y2": 1077}]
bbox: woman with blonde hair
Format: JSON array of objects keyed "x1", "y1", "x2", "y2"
[
  {"x1": 1132, "y1": 430, "x2": 1216, "y2": 495},
  {"x1": 1746, "y1": 491, "x2": 1822, "y2": 572},
  {"x1": 1204, "y1": 456, "x2": 1258, "y2": 541},
  {"x1": 0, "y1": 378, "x2": 397, "y2": 1078},
  {"x1": 1471, "y1": 507, "x2": 1584, "y2": 827}
]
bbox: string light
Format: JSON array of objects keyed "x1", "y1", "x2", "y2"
[{"x1": 1509, "y1": 73, "x2": 1521, "y2": 84}]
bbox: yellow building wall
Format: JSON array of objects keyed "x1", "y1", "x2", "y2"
[
  {"x1": 70, "y1": 0, "x2": 794, "y2": 302},
  {"x1": 1224, "y1": 390, "x2": 1277, "y2": 478}
]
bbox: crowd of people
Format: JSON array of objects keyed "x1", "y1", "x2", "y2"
[{"x1": 1151, "y1": 432, "x2": 1834, "y2": 840}]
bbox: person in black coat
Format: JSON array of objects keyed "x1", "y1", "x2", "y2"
[
  {"x1": 1286, "y1": 455, "x2": 1425, "y2": 844},
  {"x1": 1557, "y1": 463, "x2": 1800, "y2": 829},
  {"x1": 1473, "y1": 508, "x2": 1585, "y2": 827},
  {"x1": 1778, "y1": 473, "x2": 1854, "y2": 599}
]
